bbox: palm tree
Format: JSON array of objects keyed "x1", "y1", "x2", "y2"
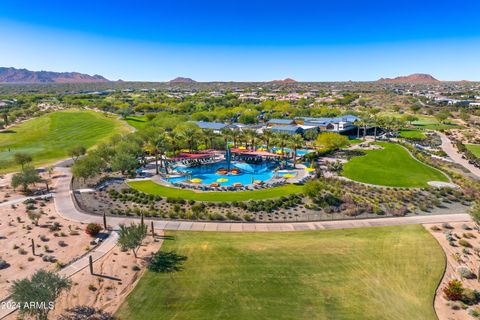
[
  {"x1": 202, "y1": 129, "x2": 216, "y2": 149},
  {"x1": 288, "y1": 134, "x2": 304, "y2": 168},
  {"x1": 243, "y1": 129, "x2": 259, "y2": 150},
  {"x1": 175, "y1": 124, "x2": 200, "y2": 152},
  {"x1": 261, "y1": 130, "x2": 274, "y2": 150},
  {"x1": 274, "y1": 132, "x2": 291, "y2": 160}
]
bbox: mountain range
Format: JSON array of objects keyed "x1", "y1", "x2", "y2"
[
  {"x1": 377, "y1": 73, "x2": 439, "y2": 83},
  {"x1": 0, "y1": 67, "x2": 109, "y2": 83}
]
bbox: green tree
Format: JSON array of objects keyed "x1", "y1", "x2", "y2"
[
  {"x1": 11, "y1": 165, "x2": 42, "y2": 193},
  {"x1": 288, "y1": 134, "x2": 304, "y2": 167},
  {"x1": 71, "y1": 155, "x2": 105, "y2": 181},
  {"x1": 10, "y1": 269, "x2": 71, "y2": 320},
  {"x1": 117, "y1": 223, "x2": 147, "y2": 258},
  {"x1": 67, "y1": 145, "x2": 87, "y2": 161},
  {"x1": 315, "y1": 132, "x2": 348, "y2": 154},
  {"x1": 111, "y1": 153, "x2": 138, "y2": 175},
  {"x1": 13, "y1": 152, "x2": 33, "y2": 169}
]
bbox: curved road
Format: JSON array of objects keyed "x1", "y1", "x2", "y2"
[
  {"x1": 54, "y1": 166, "x2": 470, "y2": 232},
  {"x1": 439, "y1": 132, "x2": 480, "y2": 179}
]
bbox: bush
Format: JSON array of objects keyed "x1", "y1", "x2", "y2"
[
  {"x1": 443, "y1": 279, "x2": 464, "y2": 301},
  {"x1": 458, "y1": 266, "x2": 476, "y2": 279},
  {"x1": 462, "y1": 288, "x2": 480, "y2": 305},
  {"x1": 459, "y1": 239, "x2": 472, "y2": 248},
  {"x1": 0, "y1": 258, "x2": 10, "y2": 270},
  {"x1": 85, "y1": 223, "x2": 103, "y2": 237}
]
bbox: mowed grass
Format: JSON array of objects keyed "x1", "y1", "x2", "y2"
[
  {"x1": 0, "y1": 110, "x2": 129, "y2": 172},
  {"x1": 466, "y1": 144, "x2": 480, "y2": 158},
  {"x1": 399, "y1": 129, "x2": 426, "y2": 139},
  {"x1": 117, "y1": 225, "x2": 445, "y2": 320},
  {"x1": 128, "y1": 180, "x2": 303, "y2": 201},
  {"x1": 342, "y1": 142, "x2": 448, "y2": 187},
  {"x1": 125, "y1": 115, "x2": 148, "y2": 130}
]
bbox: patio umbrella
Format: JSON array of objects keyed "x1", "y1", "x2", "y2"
[
  {"x1": 217, "y1": 178, "x2": 228, "y2": 183},
  {"x1": 305, "y1": 168, "x2": 315, "y2": 172},
  {"x1": 283, "y1": 173, "x2": 295, "y2": 178},
  {"x1": 191, "y1": 178, "x2": 202, "y2": 183}
]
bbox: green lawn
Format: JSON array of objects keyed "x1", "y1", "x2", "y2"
[
  {"x1": 125, "y1": 115, "x2": 148, "y2": 130},
  {"x1": 0, "y1": 110, "x2": 129, "y2": 172},
  {"x1": 128, "y1": 180, "x2": 303, "y2": 201},
  {"x1": 342, "y1": 142, "x2": 448, "y2": 187},
  {"x1": 411, "y1": 117, "x2": 460, "y2": 130},
  {"x1": 117, "y1": 225, "x2": 445, "y2": 320},
  {"x1": 399, "y1": 129, "x2": 426, "y2": 139},
  {"x1": 466, "y1": 144, "x2": 480, "y2": 158}
]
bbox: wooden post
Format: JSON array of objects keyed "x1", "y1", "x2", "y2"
[
  {"x1": 103, "y1": 212, "x2": 107, "y2": 230},
  {"x1": 31, "y1": 239, "x2": 35, "y2": 256},
  {"x1": 141, "y1": 212, "x2": 144, "y2": 227},
  {"x1": 89, "y1": 255, "x2": 93, "y2": 275},
  {"x1": 151, "y1": 221, "x2": 155, "y2": 238}
]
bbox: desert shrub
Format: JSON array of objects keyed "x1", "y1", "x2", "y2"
[
  {"x1": 49, "y1": 222, "x2": 61, "y2": 232},
  {"x1": 462, "y1": 288, "x2": 480, "y2": 305},
  {"x1": 459, "y1": 239, "x2": 472, "y2": 248},
  {"x1": 443, "y1": 279, "x2": 464, "y2": 301},
  {"x1": 85, "y1": 223, "x2": 102, "y2": 237},
  {"x1": 0, "y1": 258, "x2": 10, "y2": 269},
  {"x1": 458, "y1": 266, "x2": 476, "y2": 279}
]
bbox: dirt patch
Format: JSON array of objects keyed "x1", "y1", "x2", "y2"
[{"x1": 49, "y1": 234, "x2": 162, "y2": 318}]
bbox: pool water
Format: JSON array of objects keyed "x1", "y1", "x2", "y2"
[{"x1": 167, "y1": 161, "x2": 277, "y2": 186}]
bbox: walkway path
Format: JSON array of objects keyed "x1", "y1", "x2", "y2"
[
  {"x1": 54, "y1": 167, "x2": 471, "y2": 232},
  {"x1": 439, "y1": 132, "x2": 480, "y2": 179},
  {"x1": 0, "y1": 194, "x2": 53, "y2": 207}
]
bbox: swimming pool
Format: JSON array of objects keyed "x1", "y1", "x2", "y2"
[{"x1": 167, "y1": 161, "x2": 277, "y2": 186}]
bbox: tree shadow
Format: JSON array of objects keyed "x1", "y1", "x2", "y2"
[
  {"x1": 148, "y1": 251, "x2": 187, "y2": 273},
  {"x1": 157, "y1": 235, "x2": 175, "y2": 241},
  {"x1": 92, "y1": 273, "x2": 121, "y2": 281}
]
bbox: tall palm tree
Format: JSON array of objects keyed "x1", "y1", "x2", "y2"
[
  {"x1": 243, "y1": 129, "x2": 259, "y2": 150},
  {"x1": 202, "y1": 129, "x2": 216, "y2": 149},
  {"x1": 261, "y1": 130, "x2": 274, "y2": 150},
  {"x1": 274, "y1": 132, "x2": 291, "y2": 160},
  {"x1": 288, "y1": 134, "x2": 304, "y2": 168},
  {"x1": 175, "y1": 124, "x2": 200, "y2": 152}
]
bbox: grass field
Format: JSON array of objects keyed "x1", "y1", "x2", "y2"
[
  {"x1": 0, "y1": 110, "x2": 129, "y2": 172},
  {"x1": 399, "y1": 129, "x2": 426, "y2": 139},
  {"x1": 342, "y1": 142, "x2": 448, "y2": 187},
  {"x1": 125, "y1": 115, "x2": 148, "y2": 130},
  {"x1": 117, "y1": 225, "x2": 445, "y2": 320},
  {"x1": 128, "y1": 180, "x2": 303, "y2": 201},
  {"x1": 466, "y1": 144, "x2": 480, "y2": 158}
]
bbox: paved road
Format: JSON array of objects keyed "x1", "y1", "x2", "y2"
[
  {"x1": 439, "y1": 132, "x2": 480, "y2": 179},
  {"x1": 54, "y1": 167, "x2": 471, "y2": 232}
]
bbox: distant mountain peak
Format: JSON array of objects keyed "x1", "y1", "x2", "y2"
[
  {"x1": 270, "y1": 78, "x2": 297, "y2": 83},
  {"x1": 0, "y1": 67, "x2": 109, "y2": 83},
  {"x1": 169, "y1": 77, "x2": 196, "y2": 83},
  {"x1": 377, "y1": 73, "x2": 439, "y2": 83}
]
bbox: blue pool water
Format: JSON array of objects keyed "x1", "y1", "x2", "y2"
[{"x1": 167, "y1": 161, "x2": 277, "y2": 186}]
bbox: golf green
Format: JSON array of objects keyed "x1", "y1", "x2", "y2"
[
  {"x1": 128, "y1": 180, "x2": 303, "y2": 201},
  {"x1": 117, "y1": 225, "x2": 445, "y2": 320},
  {"x1": 0, "y1": 110, "x2": 129, "y2": 172},
  {"x1": 342, "y1": 142, "x2": 448, "y2": 187}
]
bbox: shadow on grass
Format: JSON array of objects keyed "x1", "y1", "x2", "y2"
[{"x1": 148, "y1": 251, "x2": 187, "y2": 273}]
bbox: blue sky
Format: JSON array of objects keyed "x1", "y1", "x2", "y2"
[{"x1": 1, "y1": 0, "x2": 480, "y2": 81}]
